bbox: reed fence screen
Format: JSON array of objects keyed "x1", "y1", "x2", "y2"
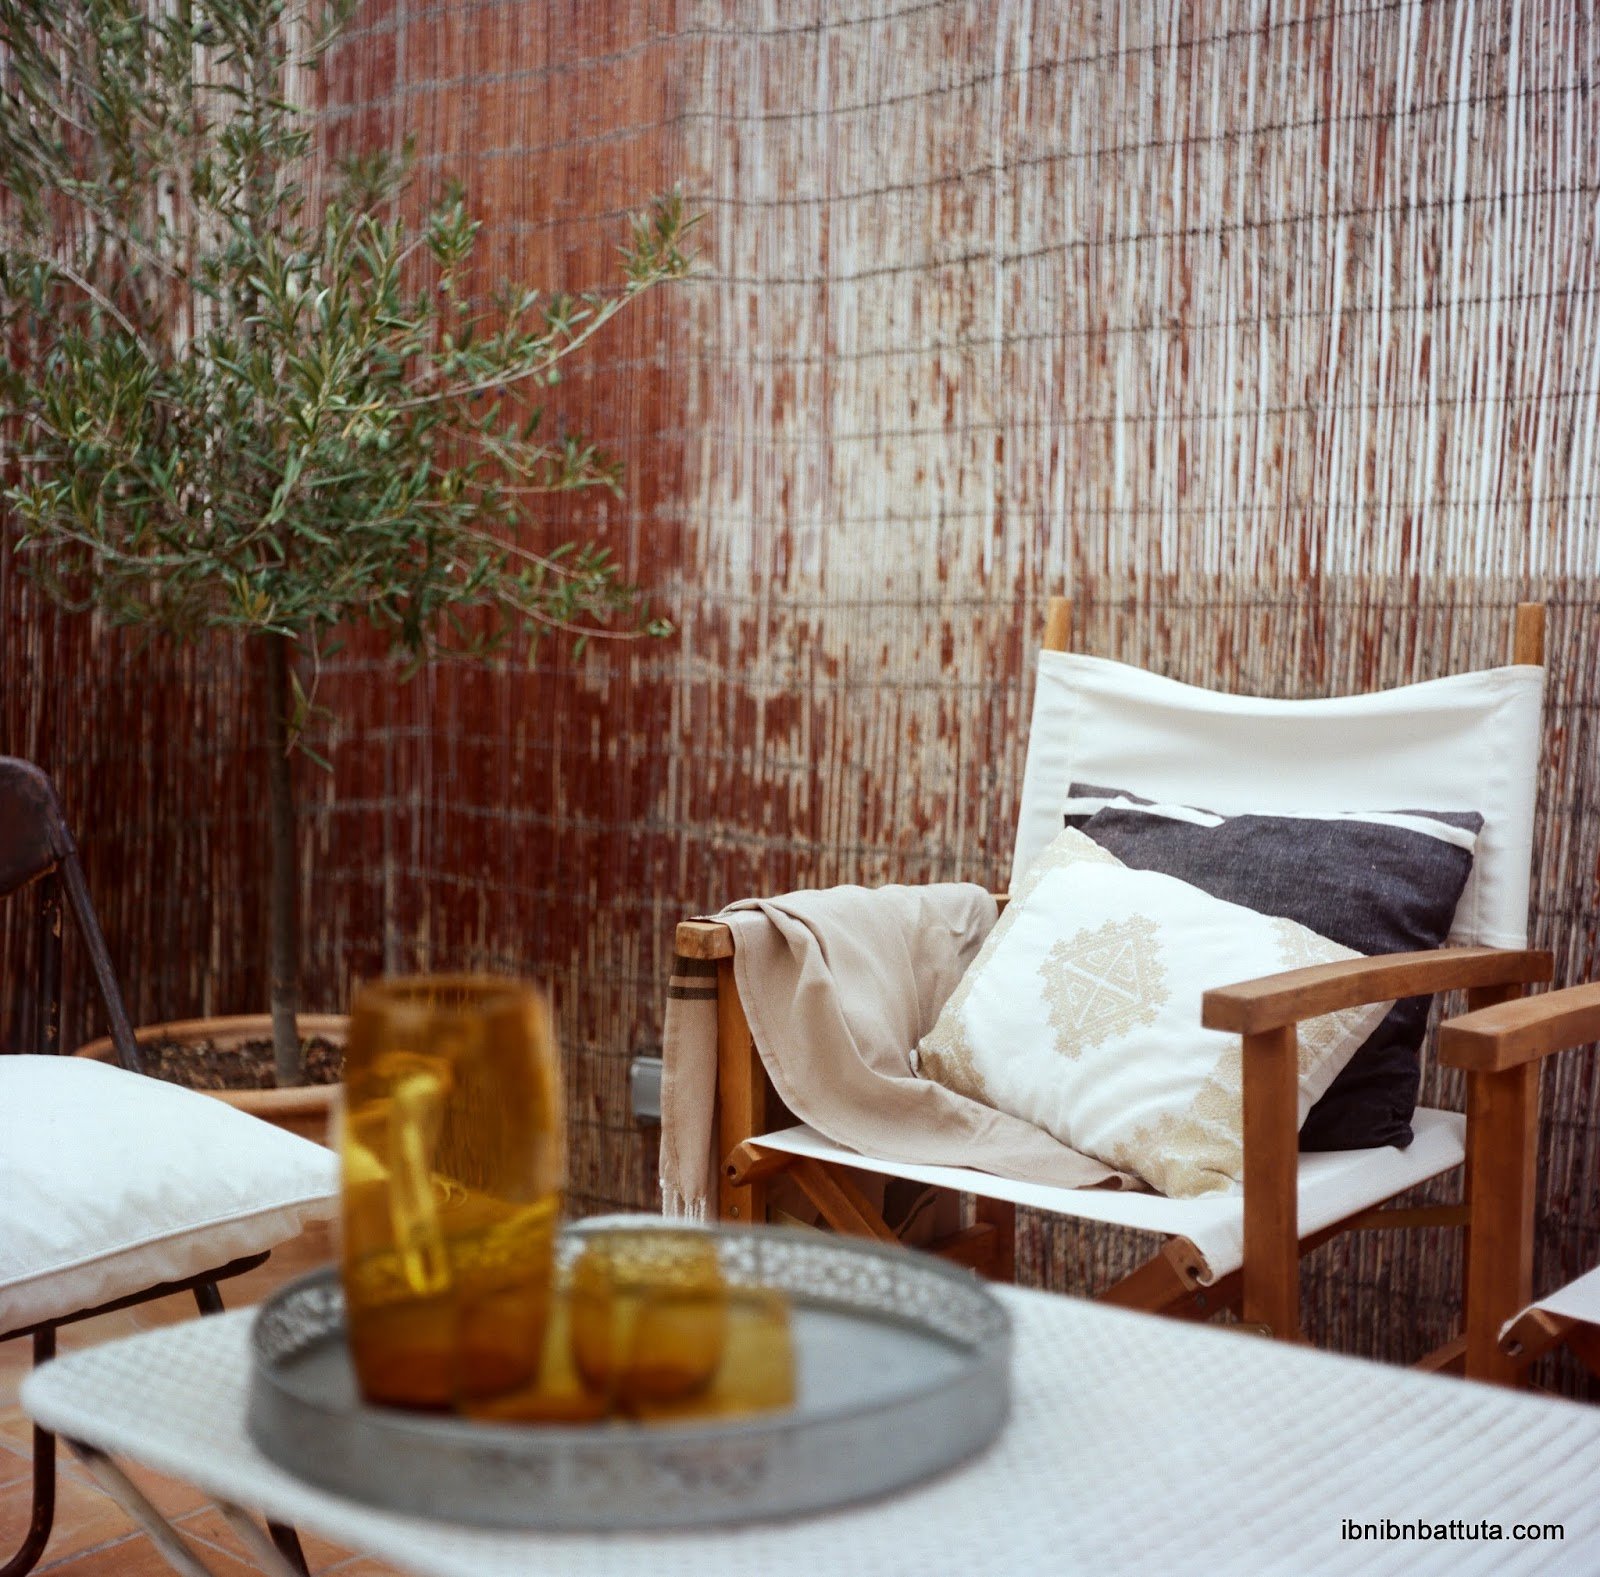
[{"x1": 4, "y1": 0, "x2": 1596, "y2": 1384}]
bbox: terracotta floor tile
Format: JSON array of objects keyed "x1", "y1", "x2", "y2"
[
  {"x1": 0, "y1": 1468, "x2": 139, "y2": 1566},
  {"x1": 0, "y1": 1341, "x2": 36, "y2": 1404},
  {"x1": 102, "y1": 1461, "x2": 217, "y2": 1522},
  {"x1": 0, "y1": 1442, "x2": 36, "y2": 1498},
  {"x1": 0, "y1": 1406, "x2": 45, "y2": 1456},
  {"x1": 37, "y1": 1527, "x2": 264, "y2": 1574},
  {"x1": 0, "y1": 1333, "x2": 34, "y2": 1368},
  {"x1": 176, "y1": 1502, "x2": 359, "y2": 1572},
  {"x1": 321, "y1": 1560, "x2": 411, "y2": 1575}
]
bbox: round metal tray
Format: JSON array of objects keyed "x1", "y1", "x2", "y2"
[{"x1": 246, "y1": 1223, "x2": 1012, "y2": 1530}]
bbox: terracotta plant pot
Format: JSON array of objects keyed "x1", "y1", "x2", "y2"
[{"x1": 75, "y1": 1014, "x2": 345, "y2": 1145}]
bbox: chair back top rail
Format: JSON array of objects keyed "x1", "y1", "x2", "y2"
[{"x1": 1014, "y1": 599, "x2": 1546, "y2": 950}]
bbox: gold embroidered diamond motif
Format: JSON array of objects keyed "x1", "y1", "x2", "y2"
[
  {"x1": 1268, "y1": 915, "x2": 1363, "y2": 1078},
  {"x1": 1041, "y1": 914, "x2": 1166, "y2": 1057}
]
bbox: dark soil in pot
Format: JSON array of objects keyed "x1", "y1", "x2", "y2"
[{"x1": 141, "y1": 1035, "x2": 343, "y2": 1091}]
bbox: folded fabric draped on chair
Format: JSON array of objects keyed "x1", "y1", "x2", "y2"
[{"x1": 659, "y1": 882, "x2": 1124, "y2": 1219}]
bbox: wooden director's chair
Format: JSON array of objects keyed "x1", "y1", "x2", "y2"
[
  {"x1": 1441, "y1": 980, "x2": 1600, "y2": 1386},
  {"x1": 676, "y1": 599, "x2": 1553, "y2": 1360}
]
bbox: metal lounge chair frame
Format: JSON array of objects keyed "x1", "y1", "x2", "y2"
[{"x1": 0, "y1": 758, "x2": 309, "y2": 1577}]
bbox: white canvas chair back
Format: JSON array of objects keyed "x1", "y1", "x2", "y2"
[{"x1": 1011, "y1": 652, "x2": 1545, "y2": 948}]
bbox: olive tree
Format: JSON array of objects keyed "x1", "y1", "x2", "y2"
[{"x1": 0, "y1": 0, "x2": 693, "y2": 1082}]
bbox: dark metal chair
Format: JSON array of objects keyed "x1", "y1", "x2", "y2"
[{"x1": 0, "y1": 758, "x2": 309, "y2": 1577}]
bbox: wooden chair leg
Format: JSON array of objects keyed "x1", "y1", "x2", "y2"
[
  {"x1": 1099, "y1": 1240, "x2": 1216, "y2": 1316},
  {"x1": 1463, "y1": 1061, "x2": 1540, "y2": 1386},
  {"x1": 1099, "y1": 1250, "x2": 1195, "y2": 1314},
  {"x1": 723, "y1": 1140, "x2": 795, "y2": 1188},
  {"x1": 1501, "y1": 1308, "x2": 1571, "y2": 1368},
  {"x1": 1460, "y1": 978, "x2": 1523, "y2": 1368},
  {"x1": 1241, "y1": 1025, "x2": 1301, "y2": 1340},
  {"x1": 927, "y1": 1225, "x2": 1002, "y2": 1273},
  {"x1": 1497, "y1": 1312, "x2": 1600, "y2": 1382},
  {"x1": 715, "y1": 959, "x2": 770, "y2": 1227},
  {"x1": 1564, "y1": 1322, "x2": 1600, "y2": 1379},
  {"x1": 1415, "y1": 1336, "x2": 1468, "y2": 1375},
  {"x1": 974, "y1": 1199, "x2": 1016, "y2": 1282}
]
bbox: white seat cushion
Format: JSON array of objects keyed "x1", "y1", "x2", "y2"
[
  {"x1": 746, "y1": 1108, "x2": 1466, "y2": 1283},
  {"x1": 0, "y1": 1056, "x2": 338, "y2": 1332}
]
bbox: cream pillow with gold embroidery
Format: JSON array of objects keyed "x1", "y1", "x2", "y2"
[{"x1": 913, "y1": 828, "x2": 1394, "y2": 1196}]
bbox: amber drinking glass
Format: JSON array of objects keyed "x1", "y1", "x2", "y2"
[
  {"x1": 340, "y1": 976, "x2": 563, "y2": 1412},
  {"x1": 568, "y1": 1229, "x2": 729, "y2": 1412},
  {"x1": 566, "y1": 1229, "x2": 796, "y2": 1421}
]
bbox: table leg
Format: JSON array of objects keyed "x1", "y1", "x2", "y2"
[
  {"x1": 63, "y1": 1443, "x2": 221, "y2": 1577},
  {"x1": 218, "y1": 1504, "x2": 311, "y2": 1577},
  {"x1": 64, "y1": 1442, "x2": 304, "y2": 1577}
]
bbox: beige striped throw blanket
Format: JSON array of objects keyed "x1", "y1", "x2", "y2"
[{"x1": 660, "y1": 881, "x2": 1120, "y2": 1220}]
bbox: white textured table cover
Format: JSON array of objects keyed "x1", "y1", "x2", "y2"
[{"x1": 23, "y1": 1287, "x2": 1600, "y2": 1577}]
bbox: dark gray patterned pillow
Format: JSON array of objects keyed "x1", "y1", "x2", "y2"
[{"x1": 1064, "y1": 784, "x2": 1483, "y2": 1151}]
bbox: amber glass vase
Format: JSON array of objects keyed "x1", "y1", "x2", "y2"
[{"x1": 340, "y1": 976, "x2": 563, "y2": 1411}]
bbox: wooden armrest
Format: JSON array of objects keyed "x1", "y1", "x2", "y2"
[
  {"x1": 675, "y1": 919, "x2": 734, "y2": 959},
  {"x1": 1201, "y1": 947, "x2": 1553, "y2": 1035},
  {"x1": 1438, "y1": 980, "x2": 1600, "y2": 1072}
]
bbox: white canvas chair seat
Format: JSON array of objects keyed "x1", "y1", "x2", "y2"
[
  {"x1": 1512, "y1": 1265, "x2": 1600, "y2": 1334},
  {"x1": 743, "y1": 1110, "x2": 1465, "y2": 1284}
]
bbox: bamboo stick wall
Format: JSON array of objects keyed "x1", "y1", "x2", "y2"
[
  {"x1": 4, "y1": 0, "x2": 1597, "y2": 1385},
  {"x1": 661, "y1": 0, "x2": 1600, "y2": 1381}
]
